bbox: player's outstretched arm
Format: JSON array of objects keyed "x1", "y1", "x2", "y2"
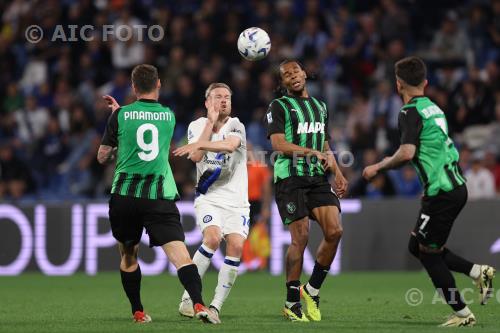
[
  {"x1": 173, "y1": 136, "x2": 240, "y2": 158},
  {"x1": 362, "y1": 144, "x2": 415, "y2": 181},
  {"x1": 270, "y1": 133, "x2": 323, "y2": 159}
]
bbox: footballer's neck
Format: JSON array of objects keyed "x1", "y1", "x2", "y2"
[
  {"x1": 213, "y1": 115, "x2": 230, "y2": 133},
  {"x1": 288, "y1": 88, "x2": 309, "y2": 98},
  {"x1": 137, "y1": 92, "x2": 159, "y2": 101},
  {"x1": 401, "y1": 88, "x2": 425, "y2": 104}
]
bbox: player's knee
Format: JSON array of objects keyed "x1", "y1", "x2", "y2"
[
  {"x1": 324, "y1": 225, "x2": 343, "y2": 243},
  {"x1": 226, "y1": 241, "x2": 244, "y2": 258},
  {"x1": 408, "y1": 236, "x2": 419, "y2": 258},
  {"x1": 120, "y1": 250, "x2": 138, "y2": 270},
  {"x1": 291, "y1": 233, "x2": 309, "y2": 249},
  {"x1": 203, "y1": 234, "x2": 222, "y2": 251}
]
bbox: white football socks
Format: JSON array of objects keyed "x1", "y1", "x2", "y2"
[
  {"x1": 210, "y1": 256, "x2": 240, "y2": 311},
  {"x1": 456, "y1": 306, "x2": 472, "y2": 317},
  {"x1": 469, "y1": 264, "x2": 481, "y2": 280},
  {"x1": 182, "y1": 244, "x2": 214, "y2": 301},
  {"x1": 305, "y1": 283, "x2": 320, "y2": 296}
]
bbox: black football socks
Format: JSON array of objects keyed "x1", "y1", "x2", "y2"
[
  {"x1": 178, "y1": 264, "x2": 204, "y2": 305},
  {"x1": 120, "y1": 265, "x2": 144, "y2": 314},
  {"x1": 419, "y1": 252, "x2": 467, "y2": 312}
]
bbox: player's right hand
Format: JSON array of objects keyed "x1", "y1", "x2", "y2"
[
  {"x1": 206, "y1": 96, "x2": 219, "y2": 123},
  {"x1": 103, "y1": 95, "x2": 120, "y2": 112}
]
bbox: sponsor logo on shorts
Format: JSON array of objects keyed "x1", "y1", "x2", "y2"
[
  {"x1": 203, "y1": 215, "x2": 213, "y2": 223},
  {"x1": 286, "y1": 202, "x2": 296, "y2": 214}
]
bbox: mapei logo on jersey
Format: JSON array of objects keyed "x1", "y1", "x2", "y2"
[
  {"x1": 297, "y1": 122, "x2": 325, "y2": 134},
  {"x1": 188, "y1": 129, "x2": 194, "y2": 140},
  {"x1": 203, "y1": 215, "x2": 213, "y2": 223}
]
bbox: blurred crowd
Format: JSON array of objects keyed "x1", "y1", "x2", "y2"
[{"x1": 1, "y1": 0, "x2": 499, "y2": 202}]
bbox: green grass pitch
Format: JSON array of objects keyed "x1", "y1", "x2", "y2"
[{"x1": 0, "y1": 271, "x2": 498, "y2": 333}]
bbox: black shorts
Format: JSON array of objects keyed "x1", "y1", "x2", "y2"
[
  {"x1": 413, "y1": 184, "x2": 467, "y2": 249},
  {"x1": 109, "y1": 194, "x2": 185, "y2": 247},
  {"x1": 275, "y1": 176, "x2": 341, "y2": 225}
]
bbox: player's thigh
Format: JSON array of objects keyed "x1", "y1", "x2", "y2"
[
  {"x1": 109, "y1": 194, "x2": 143, "y2": 247},
  {"x1": 413, "y1": 186, "x2": 467, "y2": 250},
  {"x1": 275, "y1": 177, "x2": 309, "y2": 225},
  {"x1": 142, "y1": 199, "x2": 185, "y2": 247},
  {"x1": 306, "y1": 177, "x2": 341, "y2": 218},
  {"x1": 221, "y1": 206, "x2": 250, "y2": 240},
  {"x1": 311, "y1": 205, "x2": 342, "y2": 240},
  {"x1": 196, "y1": 203, "x2": 224, "y2": 242}
]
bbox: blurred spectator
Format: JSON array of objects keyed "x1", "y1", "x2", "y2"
[
  {"x1": 111, "y1": 9, "x2": 145, "y2": 69},
  {"x1": 14, "y1": 95, "x2": 49, "y2": 143},
  {"x1": 2, "y1": 83, "x2": 23, "y2": 114},
  {"x1": 379, "y1": 0, "x2": 410, "y2": 45},
  {"x1": 0, "y1": 0, "x2": 498, "y2": 200},
  {"x1": 367, "y1": 80, "x2": 403, "y2": 152},
  {"x1": 350, "y1": 149, "x2": 395, "y2": 198},
  {"x1": 483, "y1": 150, "x2": 500, "y2": 194},
  {"x1": 449, "y1": 79, "x2": 494, "y2": 133},
  {"x1": 464, "y1": 152, "x2": 496, "y2": 200},
  {"x1": 428, "y1": 11, "x2": 471, "y2": 66},
  {"x1": 0, "y1": 142, "x2": 34, "y2": 199},
  {"x1": 389, "y1": 166, "x2": 422, "y2": 197},
  {"x1": 459, "y1": 146, "x2": 472, "y2": 173},
  {"x1": 247, "y1": 143, "x2": 272, "y2": 224},
  {"x1": 35, "y1": 115, "x2": 68, "y2": 193},
  {"x1": 293, "y1": 15, "x2": 328, "y2": 60}
]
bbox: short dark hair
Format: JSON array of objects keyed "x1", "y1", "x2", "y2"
[
  {"x1": 131, "y1": 64, "x2": 158, "y2": 94},
  {"x1": 394, "y1": 56, "x2": 427, "y2": 87}
]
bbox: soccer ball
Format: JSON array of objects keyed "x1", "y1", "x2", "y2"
[{"x1": 237, "y1": 27, "x2": 271, "y2": 61}]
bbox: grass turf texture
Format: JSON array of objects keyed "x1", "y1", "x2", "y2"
[{"x1": 0, "y1": 272, "x2": 498, "y2": 333}]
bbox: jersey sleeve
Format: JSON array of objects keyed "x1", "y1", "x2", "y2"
[
  {"x1": 398, "y1": 107, "x2": 422, "y2": 146},
  {"x1": 101, "y1": 108, "x2": 120, "y2": 147},
  {"x1": 266, "y1": 100, "x2": 286, "y2": 138},
  {"x1": 322, "y1": 101, "x2": 332, "y2": 141},
  {"x1": 227, "y1": 118, "x2": 246, "y2": 147},
  {"x1": 187, "y1": 119, "x2": 205, "y2": 144}
]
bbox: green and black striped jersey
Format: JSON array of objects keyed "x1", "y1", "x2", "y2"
[
  {"x1": 399, "y1": 96, "x2": 465, "y2": 196},
  {"x1": 266, "y1": 94, "x2": 331, "y2": 183},
  {"x1": 101, "y1": 99, "x2": 179, "y2": 200}
]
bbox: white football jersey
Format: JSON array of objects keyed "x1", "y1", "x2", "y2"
[{"x1": 188, "y1": 117, "x2": 249, "y2": 208}]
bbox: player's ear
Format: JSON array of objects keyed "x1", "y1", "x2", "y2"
[
  {"x1": 131, "y1": 83, "x2": 137, "y2": 95},
  {"x1": 396, "y1": 79, "x2": 402, "y2": 92},
  {"x1": 422, "y1": 79, "x2": 428, "y2": 88},
  {"x1": 157, "y1": 79, "x2": 161, "y2": 89}
]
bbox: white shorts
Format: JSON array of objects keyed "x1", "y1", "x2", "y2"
[{"x1": 195, "y1": 203, "x2": 250, "y2": 239}]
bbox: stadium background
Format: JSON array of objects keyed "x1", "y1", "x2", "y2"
[{"x1": 1, "y1": 1, "x2": 500, "y2": 332}]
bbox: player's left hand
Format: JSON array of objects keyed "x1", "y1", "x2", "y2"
[
  {"x1": 334, "y1": 172, "x2": 348, "y2": 198},
  {"x1": 103, "y1": 95, "x2": 120, "y2": 112},
  {"x1": 362, "y1": 164, "x2": 379, "y2": 181},
  {"x1": 173, "y1": 142, "x2": 200, "y2": 158}
]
